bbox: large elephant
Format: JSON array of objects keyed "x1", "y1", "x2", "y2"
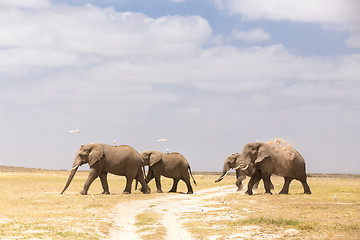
[
  {"x1": 61, "y1": 144, "x2": 151, "y2": 195},
  {"x1": 140, "y1": 150, "x2": 196, "y2": 194},
  {"x1": 234, "y1": 141, "x2": 311, "y2": 195},
  {"x1": 215, "y1": 153, "x2": 273, "y2": 191}
]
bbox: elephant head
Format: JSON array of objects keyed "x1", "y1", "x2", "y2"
[
  {"x1": 234, "y1": 142, "x2": 271, "y2": 176},
  {"x1": 140, "y1": 150, "x2": 162, "y2": 167},
  {"x1": 215, "y1": 153, "x2": 241, "y2": 182},
  {"x1": 61, "y1": 144, "x2": 104, "y2": 194}
]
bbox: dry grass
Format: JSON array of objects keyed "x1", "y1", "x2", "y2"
[
  {"x1": 184, "y1": 175, "x2": 360, "y2": 240},
  {"x1": 135, "y1": 210, "x2": 166, "y2": 240},
  {"x1": 1, "y1": 169, "x2": 359, "y2": 239},
  {"x1": 0, "y1": 171, "x2": 121, "y2": 239},
  {"x1": 0, "y1": 169, "x2": 231, "y2": 239}
]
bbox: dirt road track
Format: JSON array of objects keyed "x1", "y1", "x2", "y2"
[{"x1": 109, "y1": 185, "x2": 236, "y2": 240}]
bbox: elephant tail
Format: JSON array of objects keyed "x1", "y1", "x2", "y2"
[{"x1": 188, "y1": 166, "x2": 197, "y2": 186}]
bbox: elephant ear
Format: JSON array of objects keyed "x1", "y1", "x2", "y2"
[
  {"x1": 254, "y1": 143, "x2": 271, "y2": 164},
  {"x1": 150, "y1": 152, "x2": 162, "y2": 167},
  {"x1": 89, "y1": 144, "x2": 104, "y2": 167},
  {"x1": 229, "y1": 153, "x2": 239, "y2": 167}
]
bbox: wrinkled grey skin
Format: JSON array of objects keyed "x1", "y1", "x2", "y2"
[
  {"x1": 237, "y1": 142, "x2": 311, "y2": 195},
  {"x1": 61, "y1": 144, "x2": 150, "y2": 195},
  {"x1": 215, "y1": 153, "x2": 274, "y2": 191},
  {"x1": 141, "y1": 150, "x2": 196, "y2": 194}
]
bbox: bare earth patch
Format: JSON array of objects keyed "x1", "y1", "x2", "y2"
[{"x1": 110, "y1": 186, "x2": 247, "y2": 240}]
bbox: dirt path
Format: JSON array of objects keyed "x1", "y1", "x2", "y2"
[{"x1": 109, "y1": 185, "x2": 237, "y2": 240}]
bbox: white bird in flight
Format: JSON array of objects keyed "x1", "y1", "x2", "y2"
[
  {"x1": 157, "y1": 139, "x2": 169, "y2": 142},
  {"x1": 69, "y1": 129, "x2": 79, "y2": 134}
]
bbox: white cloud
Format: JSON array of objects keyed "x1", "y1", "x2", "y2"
[
  {"x1": 0, "y1": 4, "x2": 212, "y2": 76},
  {"x1": 214, "y1": 0, "x2": 360, "y2": 49},
  {"x1": 0, "y1": 0, "x2": 50, "y2": 8},
  {"x1": 215, "y1": 0, "x2": 360, "y2": 23},
  {"x1": 231, "y1": 28, "x2": 270, "y2": 42}
]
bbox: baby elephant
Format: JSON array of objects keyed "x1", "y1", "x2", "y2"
[{"x1": 141, "y1": 150, "x2": 197, "y2": 194}]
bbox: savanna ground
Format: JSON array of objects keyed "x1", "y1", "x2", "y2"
[{"x1": 0, "y1": 166, "x2": 359, "y2": 239}]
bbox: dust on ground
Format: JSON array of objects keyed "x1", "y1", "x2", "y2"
[
  {"x1": 109, "y1": 185, "x2": 289, "y2": 240},
  {"x1": 109, "y1": 185, "x2": 235, "y2": 240}
]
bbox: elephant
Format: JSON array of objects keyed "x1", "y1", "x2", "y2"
[
  {"x1": 140, "y1": 150, "x2": 197, "y2": 194},
  {"x1": 215, "y1": 153, "x2": 274, "y2": 191},
  {"x1": 234, "y1": 140, "x2": 311, "y2": 195},
  {"x1": 61, "y1": 143, "x2": 151, "y2": 195}
]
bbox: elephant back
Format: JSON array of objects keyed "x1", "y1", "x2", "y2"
[
  {"x1": 163, "y1": 152, "x2": 189, "y2": 166},
  {"x1": 102, "y1": 144, "x2": 142, "y2": 164}
]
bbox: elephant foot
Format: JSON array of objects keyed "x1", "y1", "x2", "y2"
[
  {"x1": 156, "y1": 189, "x2": 163, "y2": 193},
  {"x1": 169, "y1": 189, "x2": 176, "y2": 193},
  {"x1": 279, "y1": 190, "x2": 289, "y2": 194},
  {"x1": 102, "y1": 191, "x2": 110, "y2": 195},
  {"x1": 122, "y1": 191, "x2": 131, "y2": 194},
  {"x1": 304, "y1": 191, "x2": 312, "y2": 194},
  {"x1": 245, "y1": 190, "x2": 253, "y2": 195},
  {"x1": 80, "y1": 189, "x2": 88, "y2": 195},
  {"x1": 141, "y1": 188, "x2": 151, "y2": 194},
  {"x1": 265, "y1": 191, "x2": 272, "y2": 195},
  {"x1": 187, "y1": 191, "x2": 193, "y2": 194}
]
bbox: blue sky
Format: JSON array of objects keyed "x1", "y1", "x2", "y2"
[{"x1": 0, "y1": 0, "x2": 359, "y2": 174}]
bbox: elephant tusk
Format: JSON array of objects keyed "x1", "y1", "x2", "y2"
[
  {"x1": 215, "y1": 170, "x2": 229, "y2": 182},
  {"x1": 241, "y1": 165, "x2": 249, "y2": 170},
  {"x1": 220, "y1": 170, "x2": 229, "y2": 180},
  {"x1": 233, "y1": 165, "x2": 241, "y2": 170},
  {"x1": 234, "y1": 164, "x2": 248, "y2": 171},
  {"x1": 69, "y1": 165, "x2": 79, "y2": 171}
]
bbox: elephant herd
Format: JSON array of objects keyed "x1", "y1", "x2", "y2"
[{"x1": 61, "y1": 139, "x2": 311, "y2": 196}]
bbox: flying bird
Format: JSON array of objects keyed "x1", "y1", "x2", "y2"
[
  {"x1": 69, "y1": 129, "x2": 79, "y2": 134},
  {"x1": 157, "y1": 139, "x2": 169, "y2": 142}
]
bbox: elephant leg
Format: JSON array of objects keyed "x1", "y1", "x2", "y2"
[
  {"x1": 155, "y1": 175, "x2": 163, "y2": 193},
  {"x1": 135, "y1": 169, "x2": 151, "y2": 194},
  {"x1": 252, "y1": 180, "x2": 260, "y2": 190},
  {"x1": 169, "y1": 178, "x2": 180, "y2": 193},
  {"x1": 81, "y1": 168, "x2": 100, "y2": 195},
  {"x1": 99, "y1": 172, "x2": 110, "y2": 195},
  {"x1": 246, "y1": 171, "x2": 261, "y2": 195},
  {"x1": 279, "y1": 177, "x2": 293, "y2": 194},
  {"x1": 183, "y1": 178, "x2": 193, "y2": 194},
  {"x1": 183, "y1": 179, "x2": 194, "y2": 194},
  {"x1": 300, "y1": 178, "x2": 311, "y2": 194},
  {"x1": 123, "y1": 176, "x2": 133, "y2": 194},
  {"x1": 235, "y1": 177, "x2": 243, "y2": 191},
  {"x1": 146, "y1": 169, "x2": 154, "y2": 183},
  {"x1": 261, "y1": 172, "x2": 273, "y2": 194},
  {"x1": 235, "y1": 170, "x2": 245, "y2": 191}
]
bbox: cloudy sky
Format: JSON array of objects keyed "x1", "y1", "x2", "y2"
[{"x1": 1, "y1": 0, "x2": 359, "y2": 174}]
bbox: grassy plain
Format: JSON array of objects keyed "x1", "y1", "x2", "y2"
[
  {"x1": 185, "y1": 175, "x2": 360, "y2": 239},
  {"x1": 0, "y1": 168, "x2": 359, "y2": 239}
]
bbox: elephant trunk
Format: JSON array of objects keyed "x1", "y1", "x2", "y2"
[
  {"x1": 60, "y1": 165, "x2": 79, "y2": 194},
  {"x1": 215, "y1": 164, "x2": 230, "y2": 183}
]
